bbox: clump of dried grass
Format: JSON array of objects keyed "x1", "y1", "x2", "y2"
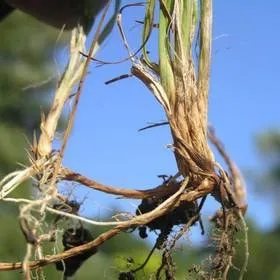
[{"x1": 0, "y1": 1, "x2": 248, "y2": 279}]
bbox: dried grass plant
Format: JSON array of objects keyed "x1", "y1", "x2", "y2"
[{"x1": 0, "y1": 1, "x2": 248, "y2": 279}]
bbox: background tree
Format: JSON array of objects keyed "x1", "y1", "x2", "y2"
[{"x1": 0, "y1": 10, "x2": 69, "y2": 280}]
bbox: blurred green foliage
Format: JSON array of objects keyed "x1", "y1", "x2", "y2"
[
  {"x1": 0, "y1": 10, "x2": 66, "y2": 175},
  {"x1": 0, "y1": 10, "x2": 67, "y2": 280},
  {"x1": 256, "y1": 131, "x2": 280, "y2": 191}
]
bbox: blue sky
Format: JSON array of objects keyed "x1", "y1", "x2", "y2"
[{"x1": 61, "y1": 1, "x2": 280, "y2": 232}]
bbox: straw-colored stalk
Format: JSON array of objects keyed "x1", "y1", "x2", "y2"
[{"x1": 137, "y1": 0, "x2": 214, "y2": 180}]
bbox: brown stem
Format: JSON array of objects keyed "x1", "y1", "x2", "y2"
[
  {"x1": 61, "y1": 168, "x2": 181, "y2": 199},
  {"x1": 208, "y1": 127, "x2": 247, "y2": 211}
]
